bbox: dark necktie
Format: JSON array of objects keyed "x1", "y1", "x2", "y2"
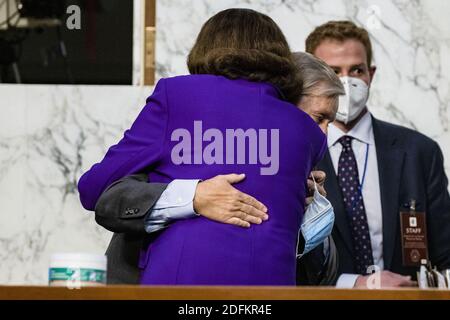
[{"x1": 337, "y1": 136, "x2": 374, "y2": 274}]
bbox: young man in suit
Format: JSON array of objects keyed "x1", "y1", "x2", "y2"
[{"x1": 305, "y1": 21, "x2": 450, "y2": 288}]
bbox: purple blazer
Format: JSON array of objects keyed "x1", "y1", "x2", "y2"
[{"x1": 78, "y1": 75, "x2": 326, "y2": 285}]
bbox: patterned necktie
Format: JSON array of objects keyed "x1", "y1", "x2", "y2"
[{"x1": 337, "y1": 136, "x2": 374, "y2": 274}]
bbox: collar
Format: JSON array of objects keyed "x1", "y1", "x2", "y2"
[{"x1": 328, "y1": 111, "x2": 374, "y2": 147}]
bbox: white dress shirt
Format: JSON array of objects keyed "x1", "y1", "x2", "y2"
[
  {"x1": 143, "y1": 179, "x2": 199, "y2": 233},
  {"x1": 328, "y1": 112, "x2": 384, "y2": 288}
]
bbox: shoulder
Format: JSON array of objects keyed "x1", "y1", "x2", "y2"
[
  {"x1": 374, "y1": 117, "x2": 440, "y2": 152},
  {"x1": 145, "y1": 75, "x2": 222, "y2": 107},
  {"x1": 158, "y1": 74, "x2": 225, "y2": 88},
  {"x1": 153, "y1": 75, "x2": 234, "y2": 102}
]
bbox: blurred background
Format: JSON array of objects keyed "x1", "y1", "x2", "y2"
[
  {"x1": 0, "y1": 0, "x2": 133, "y2": 84},
  {"x1": 0, "y1": 0, "x2": 449, "y2": 284}
]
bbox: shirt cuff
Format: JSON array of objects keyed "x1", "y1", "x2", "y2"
[
  {"x1": 153, "y1": 179, "x2": 200, "y2": 218},
  {"x1": 336, "y1": 274, "x2": 360, "y2": 288},
  {"x1": 144, "y1": 179, "x2": 200, "y2": 234},
  {"x1": 144, "y1": 222, "x2": 169, "y2": 234},
  {"x1": 153, "y1": 178, "x2": 199, "y2": 206}
]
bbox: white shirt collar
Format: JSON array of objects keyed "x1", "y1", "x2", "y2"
[{"x1": 328, "y1": 111, "x2": 374, "y2": 147}]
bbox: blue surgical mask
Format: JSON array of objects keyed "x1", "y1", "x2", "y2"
[{"x1": 297, "y1": 175, "x2": 335, "y2": 258}]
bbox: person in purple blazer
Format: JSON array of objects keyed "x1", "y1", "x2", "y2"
[{"x1": 78, "y1": 9, "x2": 327, "y2": 285}]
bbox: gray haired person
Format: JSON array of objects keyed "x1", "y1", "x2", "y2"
[{"x1": 294, "y1": 51, "x2": 345, "y2": 134}]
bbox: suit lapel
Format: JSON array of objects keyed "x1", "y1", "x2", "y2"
[
  {"x1": 317, "y1": 151, "x2": 354, "y2": 256},
  {"x1": 372, "y1": 117, "x2": 405, "y2": 270}
]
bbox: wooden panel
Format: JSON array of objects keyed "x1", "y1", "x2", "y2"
[
  {"x1": 145, "y1": 0, "x2": 156, "y2": 27},
  {"x1": 144, "y1": 0, "x2": 156, "y2": 85},
  {"x1": 0, "y1": 286, "x2": 449, "y2": 300}
]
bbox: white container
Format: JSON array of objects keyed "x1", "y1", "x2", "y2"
[{"x1": 49, "y1": 253, "x2": 107, "y2": 287}]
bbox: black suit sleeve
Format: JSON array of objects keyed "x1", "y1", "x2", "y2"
[
  {"x1": 94, "y1": 174, "x2": 168, "y2": 235},
  {"x1": 426, "y1": 142, "x2": 450, "y2": 270},
  {"x1": 296, "y1": 236, "x2": 339, "y2": 286}
]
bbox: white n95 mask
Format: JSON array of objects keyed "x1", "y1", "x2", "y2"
[{"x1": 337, "y1": 76, "x2": 369, "y2": 124}]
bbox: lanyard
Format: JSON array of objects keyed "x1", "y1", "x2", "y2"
[
  {"x1": 359, "y1": 143, "x2": 370, "y2": 191},
  {"x1": 350, "y1": 143, "x2": 369, "y2": 211}
]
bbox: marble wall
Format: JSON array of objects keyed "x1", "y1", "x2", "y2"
[
  {"x1": 0, "y1": 85, "x2": 150, "y2": 284},
  {"x1": 0, "y1": 0, "x2": 449, "y2": 284}
]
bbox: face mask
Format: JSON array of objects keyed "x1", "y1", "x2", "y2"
[
  {"x1": 297, "y1": 175, "x2": 335, "y2": 258},
  {"x1": 336, "y1": 76, "x2": 369, "y2": 124}
]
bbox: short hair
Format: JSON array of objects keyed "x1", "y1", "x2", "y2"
[
  {"x1": 305, "y1": 21, "x2": 373, "y2": 67},
  {"x1": 187, "y1": 8, "x2": 303, "y2": 104},
  {"x1": 292, "y1": 52, "x2": 345, "y2": 98}
]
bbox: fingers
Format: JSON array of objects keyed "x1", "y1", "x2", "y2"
[
  {"x1": 239, "y1": 203, "x2": 267, "y2": 222},
  {"x1": 385, "y1": 271, "x2": 410, "y2": 280},
  {"x1": 222, "y1": 173, "x2": 246, "y2": 184},
  {"x1": 307, "y1": 179, "x2": 315, "y2": 191},
  {"x1": 316, "y1": 184, "x2": 327, "y2": 197},
  {"x1": 220, "y1": 174, "x2": 268, "y2": 215},
  {"x1": 306, "y1": 179, "x2": 315, "y2": 198},
  {"x1": 239, "y1": 211, "x2": 263, "y2": 225},
  {"x1": 409, "y1": 281, "x2": 418, "y2": 287},
  {"x1": 307, "y1": 178, "x2": 327, "y2": 197},
  {"x1": 380, "y1": 271, "x2": 417, "y2": 288},
  {"x1": 206, "y1": 173, "x2": 270, "y2": 227},
  {"x1": 311, "y1": 170, "x2": 326, "y2": 184},
  {"x1": 227, "y1": 217, "x2": 251, "y2": 228},
  {"x1": 397, "y1": 276, "x2": 417, "y2": 287},
  {"x1": 239, "y1": 193, "x2": 268, "y2": 213},
  {"x1": 226, "y1": 209, "x2": 265, "y2": 228},
  {"x1": 399, "y1": 280, "x2": 417, "y2": 287}
]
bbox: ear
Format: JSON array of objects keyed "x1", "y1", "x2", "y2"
[{"x1": 369, "y1": 66, "x2": 377, "y2": 84}]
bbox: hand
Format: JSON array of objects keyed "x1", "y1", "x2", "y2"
[
  {"x1": 354, "y1": 270, "x2": 417, "y2": 289},
  {"x1": 193, "y1": 174, "x2": 268, "y2": 228},
  {"x1": 305, "y1": 170, "x2": 327, "y2": 205}
]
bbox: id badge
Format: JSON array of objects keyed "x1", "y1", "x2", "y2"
[{"x1": 399, "y1": 202, "x2": 429, "y2": 267}]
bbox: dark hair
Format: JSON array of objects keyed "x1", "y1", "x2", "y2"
[
  {"x1": 305, "y1": 20, "x2": 373, "y2": 67},
  {"x1": 187, "y1": 8, "x2": 302, "y2": 104}
]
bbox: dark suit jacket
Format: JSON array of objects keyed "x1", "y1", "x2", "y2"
[
  {"x1": 95, "y1": 175, "x2": 337, "y2": 285},
  {"x1": 317, "y1": 116, "x2": 450, "y2": 280},
  {"x1": 95, "y1": 175, "x2": 167, "y2": 284}
]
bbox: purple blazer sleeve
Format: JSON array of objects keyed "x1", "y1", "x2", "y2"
[{"x1": 78, "y1": 79, "x2": 169, "y2": 211}]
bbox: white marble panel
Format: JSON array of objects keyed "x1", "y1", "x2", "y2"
[{"x1": 0, "y1": 84, "x2": 152, "y2": 284}]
